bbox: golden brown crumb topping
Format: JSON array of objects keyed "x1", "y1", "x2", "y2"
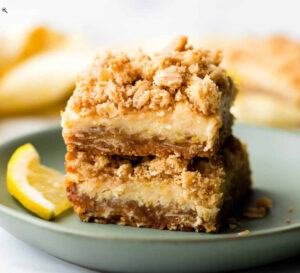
[
  {"x1": 243, "y1": 206, "x2": 266, "y2": 219},
  {"x1": 238, "y1": 230, "x2": 250, "y2": 235},
  {"x1": 67, "y1": 151, "x2": 224, "y2": 184},
  {"x1": 242, "y1": 197, "x2": 272, "y2": 219},
  {"x1": 256, "y1": 197, "x2": 272, "y2": 209},
  {"x1": 66, "y1": 136, "x2": 245, "y2": 182},
  {"x1": 68, "y1": 36, "x2": 236, "y2": 117}
]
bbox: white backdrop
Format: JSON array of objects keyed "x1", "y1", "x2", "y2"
[{"x1": 1, "y1": 0, "x2": 300, "y2": 43}]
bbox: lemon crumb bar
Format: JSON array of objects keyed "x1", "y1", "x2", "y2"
[
  {"x1": 62, "y1": 36, "x2": 237, "y2": 159},
  {"x1": 65, "y1": 136, "x2": 251, "y2": 232}
]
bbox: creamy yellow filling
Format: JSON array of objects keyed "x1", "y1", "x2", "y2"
[
  {"x1": 62, "y1": 103, "x2": 222, "y2": 149},
  {"x1": 75, "y1": 178, "x2": 221, "y2": 222}
]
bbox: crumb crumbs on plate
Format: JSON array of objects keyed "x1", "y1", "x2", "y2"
[
  {"x1": 229, "y1": 224, "x2": 237, "y2": 230},
  {"x1": 238, "y1": 230, "x2": 250, "y2": 236},
  {"x1": 286, "y1": 218, "x2": 291, "y2": 223},
  {"x1": 288, "y1": 206, "x2": 294, "y2": 213},
  {"x1": 256, "y1": 197, "x2": 272, "y2": 209},
  {"x1": 243, "y1": 197, "x2": 272, "y2": 219},
  {"x1": 243, "y1": 206, "x2": 266, "y2": 218}
]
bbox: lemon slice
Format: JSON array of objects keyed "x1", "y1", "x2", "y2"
[{"x1": 7, "y1": 143, "x2": 71, "y2": 220}]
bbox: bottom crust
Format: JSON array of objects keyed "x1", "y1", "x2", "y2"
[
  {"x1": 69, "y1": 192, "x2": 205, "y2": 231},
  {"x1": 68, "y1": 185, "x2": 249, "y2": 232}
]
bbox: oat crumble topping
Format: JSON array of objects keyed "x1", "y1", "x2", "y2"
[
  {"x1": 243, "y1": 197, "x2": 272, "y2": 219},
  {"x1": 243, "y1": 206, "x2": 266, "y2": 219},
  {"x1": 238, "y1": 230, "x2": 250, "y2": 235},
  {"x1": 256, "y1": 197, "x2": 272, "y2": 209},
  {"x1": 68, "y1": 36, "x2": 236, "y2": 118}
]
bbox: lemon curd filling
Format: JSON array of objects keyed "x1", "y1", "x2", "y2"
[
  {"x1": 62, "y1": 103, "x2": 222, "y2": 148},
  {"x1": 76, "y1": 180, "x2": 221, "y2": 225}
]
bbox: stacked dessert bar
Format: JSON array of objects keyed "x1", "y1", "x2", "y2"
[{"x1": 62, "y1": 36, "x2": 251, "y2": 232}]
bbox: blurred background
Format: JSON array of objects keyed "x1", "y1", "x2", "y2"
[{"x1": 1, "y1": 0, "x2": 300, "y2": 142}]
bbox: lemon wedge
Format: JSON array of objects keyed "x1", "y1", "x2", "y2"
[{"x1": 7, "y1": 143, "x2": 71, "y2": 220}]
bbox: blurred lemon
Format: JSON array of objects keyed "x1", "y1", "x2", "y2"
[
  {"x1": 7, "y1": 143, "x2": 71, "y2": 220},
  {"x1": 0, "y1": 26, "x2": 67, "y2": 77},
  {"x1": 0, "y1": 49, "x2": 92, "y2": 115},
  {"x1": 0, "y1": 26, "x2": 94, "y2": 115}
]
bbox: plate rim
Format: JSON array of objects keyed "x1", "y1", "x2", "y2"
[{"x1": 0, "y1": 124, "x2": 300, "y2": 243}]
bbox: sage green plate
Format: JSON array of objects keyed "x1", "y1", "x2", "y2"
[{"x1": 0, "y1": 124, "x2": 300, "y2": 273}]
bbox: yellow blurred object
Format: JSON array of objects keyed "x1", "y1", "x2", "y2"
[
  {"x1": 0, "y1": 26, "x2": 66, "y2": 77},
  {"x1": 7, "y1": 143, "x2": 71, "y2": 220},
  {"x1": 0, "y1": 26, "x2": 94, "y2": 115},
  {"x1": 226, "y1": 71, "x2": 241, "y2": 85},
  {"x1": 194, "y1": 35, "x2": 300, "y2": 129},
  {"x1": 232, "y1": 92, "x2": 300, "y2": 128},
  {"x1": 0, "y1": 50, "x2": 92, "y2": 115}
]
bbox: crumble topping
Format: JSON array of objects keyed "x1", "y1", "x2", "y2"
[
  {"x1": 67, "y1": 151, "x2": 224, "y2": 184},
  {"x1": 243, "y1": 206, "x2": 266, "y2": 219},
  {"x1": 238, "y1": 230, "x2": 250, "y2": 235},
  {"x1": 69, "y1": 36, "x2": 236, "y2": 118},
  {"x1": 256, "y1": 197, "x2": 272, "y2": 209},
  {"x1": 243, "y1": 197, "x2": 272, "y2": 219},
  {"x1": 161, "y1": 35, "x2": 187, "y2": 53}
]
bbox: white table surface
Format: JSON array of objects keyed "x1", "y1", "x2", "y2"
[{"x1": 0, "y1": 118, "x2": 300, "y2": 273}]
